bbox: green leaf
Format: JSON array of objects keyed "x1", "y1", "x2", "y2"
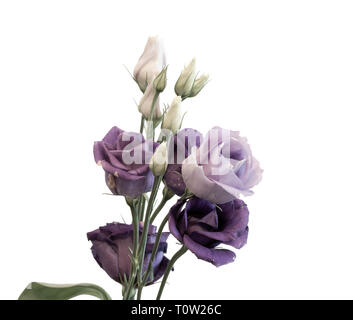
[{"x1": 18, "y1": 282, "x2": 112, "y2": 300}]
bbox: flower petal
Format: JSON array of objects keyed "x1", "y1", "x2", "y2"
[
  {"x1": 168, "y1": 200, "x2": 185, "y2": 243},
  {"x1": 102, "y1": 126, "x2": 124, "y2": 146},
  {"x1": 182, "y1": 151, "x2": 237, "y2": 204},
  {"x1": 183, "y1": 234, "x2": 236, "y2": 267},
  {"x1": 89, "y1": 241, "x2": 119, "y2": 282}
]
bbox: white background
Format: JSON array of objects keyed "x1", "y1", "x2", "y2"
[{"x1": 1, "y1": 0, "x2": 353, "y2": 300}]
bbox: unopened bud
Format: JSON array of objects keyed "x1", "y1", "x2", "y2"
[
  {"x1": 189, "y1": 73, "x2": 209, "y2": 97},
  {"x1": 133, "y1": 36, "x2": 166, "y2": 93},
  {"x1": 149, "y1": 142, "x2": 168, "y2": 176},
  {"x1": 161, "y1": 96, "x2": 183, "y2": 133},
  {"x1": 138, "y1": 80, "x2": 162, "y2": 120},
  {"x1": 174, "y1": 58, "x2": 196, "y2": 98},
  {"x1": 153, "y1": 66, "x2": 167, "y2": 92}
]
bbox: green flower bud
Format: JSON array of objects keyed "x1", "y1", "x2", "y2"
[
  {"x1": 149, "y1": 142, "x2": 168, "y2": 176},
  {"x1": 189, "y1": 73, "x2": 209, "y2": 97},
  {"x1": 161, "y1": 96, "x2": 182, "y2": 133},
  {"x1": 153, "y1": 66, "x2": 168, "y2": 93},
  {"x1": 174, "y1": 58, "x2": 197, "y2": 98}
]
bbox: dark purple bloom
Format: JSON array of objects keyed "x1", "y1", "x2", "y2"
[
  {"x1": 87, "y1": 223, "x2": 169, "y2": 285},
  {"x1": 168, "y1": 197, "x2": 249, "y2": 267},
  {"x1": 94, "y1": 126, "x2": 158, "y2": 198},
  {"x1": 182, "y1": 127, "x2": 263, "y2": 204},
  {"x1": 163, "y1": 128, "x2": 203, "y2": 195}
]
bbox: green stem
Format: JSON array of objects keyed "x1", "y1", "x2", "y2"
[
  {"x1": 150, "y1": 197, "x2": 168, "y2": 224},
  {"x1": 139, "y1": 116, "x2": 145, "y2": 134},
  {"x1": 148, "y1": 92, "x2": 159, "y2": 122},
  {"x1": 151, "y1": 186, "x2": 174, "y2": 224},
  {"x1": 146, "y1": 92, "x2": 159, "y2": 140},
  {"x1": 138, "y1": 196, "x2": 146, "y2": 221},
  {"x1": 137, "y1": 213, "x2": 170, "y2": 299},
  {"x1": 156, "y1": 245, "x2": 188, "y2": 300},
  {"x1": 137, "y1": 176, "x2": 163, "y2": 288},
  {"x1": 132, "y1": 212, "x2": 139, "y2": 260},
  {"x1": 123, "y1": 202, "x2": 140, "y2": 300}
]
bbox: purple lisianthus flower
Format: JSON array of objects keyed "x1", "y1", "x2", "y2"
[
  {"x1": 87, "y1": 223, "x2": 169, "y2": 285},
  {"x1": 182, "y1": 127, "x2": 263, "y2": 204},
  {"x1": 94, "y1": 126, "x2": 158, "y2": 198},
  {"x1": 169, "y1": 197, "x2": 249, "y2": 267},
  {"x1": 163, "y1": 128, "x2": 203, "y2": 195}
]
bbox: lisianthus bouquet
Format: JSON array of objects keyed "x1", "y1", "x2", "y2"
[{"x1": 18, "y1": 37, "x2": 262, "y2": 300}]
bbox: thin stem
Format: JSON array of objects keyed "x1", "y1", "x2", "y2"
[
  {"x1": 138, "y1": 196, "x2": 146, "y2": 221},
  {"x1": 132, "y1": 210, "x2": 139, "y2": 257},
  {"x1": 123, "y1": 203, "x2": 139, "y2": 300},
  {"x1": 146, "y1": 92, "x2": 159, "y2": 140},
  {"x1": 137, "y1": 176, "x2": 163, "y2": 287},
  {"x1": 139, "y1": 116, "x2": 145, "y2": 134},
  {"x1": 148, "y1": 92, "x2": 159, "y2": 122},
  {"x1": 137, "y1": 213, "x2": 170, "y2": 299},
  {"x1": 151, "y1": 186, "x2": 174, "y2": 224},
  {"x1": 156, "y1": 245, "x2": 188, "y2": 300},
  {"x1": 150, "y1": 197, "x2": 167, "y2": 224}
]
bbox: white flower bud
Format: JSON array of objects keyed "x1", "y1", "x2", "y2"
[
  {"x1": 162, "y1": 96, "x2": 183, "y2": 133},
  {"x1": 174, "y1": 58, "x2": 197, "y2": 98},
  {"x1": 149, "y1": 142, "x2": 168, "y2": 176},
  {"x1": 189, "y1": 73, "x2": 209, "y2": 97},
  {"x1": 138, "y1": 80, "x2": 162, "y2": 120},
  {"x1": 153, "y1": 66, "x2": 168, "y2": 92},
  {"x1": 133, "y1": 36, "x2": 166, "y2": 92}
]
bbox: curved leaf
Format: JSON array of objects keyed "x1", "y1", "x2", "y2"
[{"x1": 18, "y1": 282, "x2": 111, "y2": 300}]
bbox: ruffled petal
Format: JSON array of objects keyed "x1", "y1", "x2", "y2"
[
  {"x1": 182, "y1": 151, "x2": 237, "y2": 204},
  {"x1": 90, "y1": 241, "x2": 120, "y2": 282},
  {"x1": 183, "y1": 234, "x2": 236, "y2": 267},
  {"x1": 185, "y1": 197, "x2": 216, "y2": 217},
  {"x1": 152, "y1": 256, "x2": 170, "y2": 284},
  {"x1": 168, "y1": 200, "x2": 186, "y2": 243},
  {"x1": 102, "y1": 126, "x2": 124, "y2": 146},
  {"x1": 115, "y1": 171, "x2": 154, "y2": 198},
  {"x1": 225, "y1": 227, "x2": 249, "y2": 249}
]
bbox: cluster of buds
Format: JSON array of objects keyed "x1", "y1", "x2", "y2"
[
  {"x1": 134, "y1": 37, "x2": 208, "y2": 125},
  {"x1": 175, "y1": 58, "x2": 209, "y2": 100},
  {"x1": 134, "y1": 37, "x2": 166, "y2": 120},
  {"x1": 135, "y1": 38, "x2": 210, "y2": 174}
]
